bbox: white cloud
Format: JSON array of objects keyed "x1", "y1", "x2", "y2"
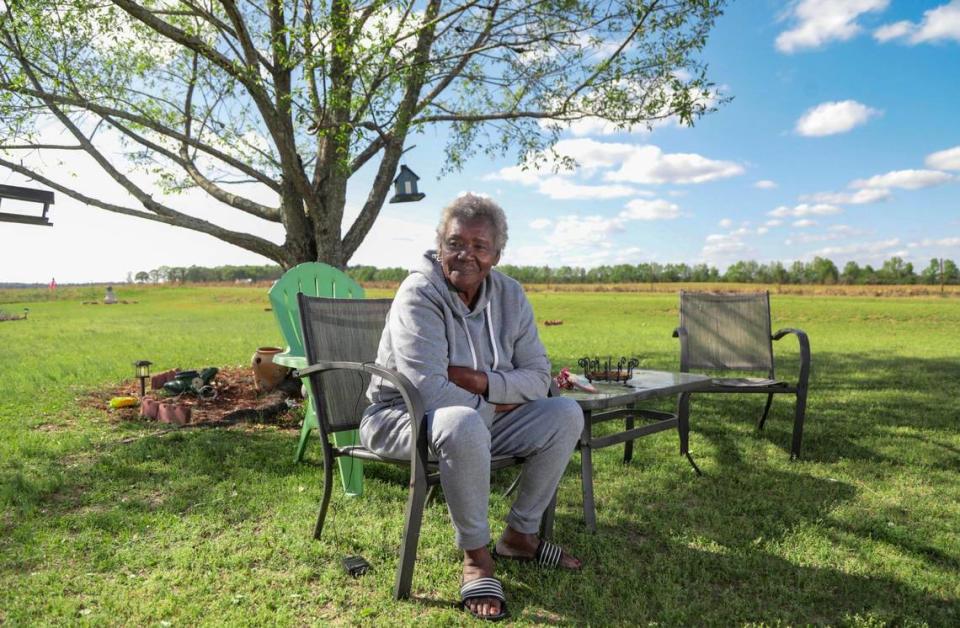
[
  {"x1": 925, "y1": 145, "x2": 960, "y2": 171},
  {"x1": 565, "y1": 117, "x2": 624, "y2": 137},
  {"x1": 487, "y1": 165, "x2": 543, "y2": 185},
  {"x1": 536, "y1": 177, "x2": 639, "y2": 200},
  {"x1": 793, "y1": 219, "x2": 817, "y2": 228},
  {"x1": 908, "y1": 237, "x2": 960, "y2": 248},
  {"x1": 552, "y1": 138, "x2": 637, "y2": 173},
  {"x1": 618, "y1": 198, "x2": 681, "y2": 221},
  {"x1": 604, "y1": 145, "x2": 744, "y2": 184},
  {"x1": 701, "y1": 232, "x2": 752, "y2": 261},
  {"x1": 803, "y1": 187, "x2": 892, "y2": 204},
  {"x1": 485, "y1": 162, "x2": 640, "y2": 200},
  {"x1": 513, "y1": 195, "x2": 687, "y2": 265},
  {"x1": 851, "y1": 169, "x2": 954, "y2": 190},
  {"x1": 786, "y1": 224, "x2": 865, "y2": 245},
  {"x1": 808, "y1": 238, "x2": 902, "y2": 259},
  {"x1": 485, "y1": 138, "x2": 743, "y2": 198},
  {"x1": 776, "y1": 0, "x2": 889, "y2": 53},
  {"x1": 546, "y1": 214, "x2": 624, "y2": 248},
  {"x1": 795, "y1": 100, "x2": 881, "y2": 137},
  {"x1": 766, "y1": 219, "x2": 784, "y2": 227},
  {"x1": 873, "y1": 20, "x2": 914, "y2": 42},
  {"x1": 719, "y1": 218, "x2": 733, "y2": 228},
  {"x1": 874, "y1": 1, "x2": 960, "y2": 44},
  {"x1": 754, "y1": 180, "x2": 778, "y2": 189},
  {"x1": 769, "y1": 203, "x2": 843, "y2": 217}
]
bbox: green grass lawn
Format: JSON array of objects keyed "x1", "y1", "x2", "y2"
[{"x1": 1, "y1": 285, "x2": 958, "y2": 625}]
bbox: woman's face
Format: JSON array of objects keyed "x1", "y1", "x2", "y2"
[{"x1": 439, "y1": 216, "x2": 500, "y2": 304}]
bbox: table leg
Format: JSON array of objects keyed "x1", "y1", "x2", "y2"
[
  {"x1": 677, "y1": 392, "x2": 701, "y2": 476},
  {"x1": 580, "y1": 409, "x2": 597, "y2": 533},
  {"x1": 623, "y1": 403, "x2": 635, "y2": 464}
]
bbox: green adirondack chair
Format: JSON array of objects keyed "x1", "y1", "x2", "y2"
[{"x1": 269, "y1": 263, "x2": 367, "y2": 495}]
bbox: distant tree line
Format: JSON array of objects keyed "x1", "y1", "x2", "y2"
[
  {"x1": 128, "y1": 264, "x2": 409, "y2": 284},
  {"x1": 502, "y1": 256, "x2": 960, "y2": 285},
  {"x1": 130, "y1": 256, "x2": 959, "y2": 287}
]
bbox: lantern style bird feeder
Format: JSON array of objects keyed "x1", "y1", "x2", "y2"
[
  {"x1": 389, "y1": 165, "x2": 425, "y2": 203},
  {"x1": 0, "y1": 184, "x2": 54, "y2": 226},
  {"x1": 134, "y1": 360, "x2": 153, "y2": 397}
]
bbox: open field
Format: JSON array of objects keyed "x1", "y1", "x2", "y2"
[
  {"x1": 2, "y1": 284, "x2": 958, "y2": 625},
  {"x1": 4, "y1": 280, "x2": 960, "y2": 307}
]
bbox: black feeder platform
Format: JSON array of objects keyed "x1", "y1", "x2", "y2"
[{"x1": 0, "y1": 184, "x2": 54, "y2": 226}]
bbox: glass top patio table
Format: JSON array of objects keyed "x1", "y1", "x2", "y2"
[{"x1": 558, "y1": 369, "x2": 711, "y2": 532}]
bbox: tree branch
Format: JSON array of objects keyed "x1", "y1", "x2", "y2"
[{"x1": 0, "y1": 155, "x2": 285, "y2": 262}]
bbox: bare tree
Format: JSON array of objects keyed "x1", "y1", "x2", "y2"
[{"x1": 0, "y1": 0, "x2": 727, "y2": 268}]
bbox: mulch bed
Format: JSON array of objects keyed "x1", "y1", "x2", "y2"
[{"x1": 82, "y1": 365, "x2": 303, "y2": 429}]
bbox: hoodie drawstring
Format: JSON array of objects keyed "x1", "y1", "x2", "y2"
[
  {"x1": 462, "y1": 318, "x2": 479, "y2": 370},
  {"x1": 460, "y1": 303, "x2": 499, "y2": 372},
  {"x1": 485, "y1": 302, "x2": 499, "y2": 371}
]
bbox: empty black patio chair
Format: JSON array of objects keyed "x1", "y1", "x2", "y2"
[
  {"x1": 294, "y1": 294, "x2": 555, "y2": 600},
  {"x1": 674, "y1": 291, "x2": 811, "y2": 459}
]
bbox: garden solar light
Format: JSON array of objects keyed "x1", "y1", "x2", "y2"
[{"x1": 134, "y1": 360, "x2": 153, "y2": 396}]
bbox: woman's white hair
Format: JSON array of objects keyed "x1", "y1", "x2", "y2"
[{"x1": 435, "y1": 193, "x2": 509, "y2": 252}]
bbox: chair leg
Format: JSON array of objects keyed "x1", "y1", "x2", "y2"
[
  {"x1": 393, "y1": 479, "x2": 429, "y2": 600},
  {"x1": 540, "y1": 489, "x2": 557, "y2": 540},
  {"x1": 504, "y1": 471, "x2": 522, "y2": 497},
  {"x1": 790, "y1": 388, "x2": 808, "y2": 460},
  {"x1": 757, "y1": 393, "x2": 775, "y2": 430},
  {"x1": 312, "y1": 449, "x2": 336, "y2": 540},
  {"x1": 294, "y1": 403, "x2": 319, "y2": 463}
]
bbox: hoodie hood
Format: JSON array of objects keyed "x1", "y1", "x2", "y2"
[
  {"x1": 417, "y1": 249, "x2": 493, "y2": 317},
  {"x1": 362, "y1": 248, "x2": 551, "y2": 417}
]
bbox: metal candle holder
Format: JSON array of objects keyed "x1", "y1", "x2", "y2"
[{"x1": 577, "y1": 356, "x2": 639, "y2": 385}]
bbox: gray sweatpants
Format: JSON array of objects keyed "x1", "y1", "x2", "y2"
[{"x1": 359, "y1": 397, "x2": 583, "y2": 550}]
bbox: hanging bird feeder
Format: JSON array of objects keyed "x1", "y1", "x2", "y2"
[
  {"x1": 0, "y1": 184, "x2": 54, "y2": 226},
  {"x1": 389, "y1": 165, "x2": 425, "y2": 203}
]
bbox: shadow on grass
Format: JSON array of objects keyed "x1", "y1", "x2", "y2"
[
  {"x1": 681, "y1": 351, "x2": 960, "y2": 468},
  {"x1": 503, "y1": 457, "x2": 954, "y2": 625},
  {"x1": 4, "y1": 347, "x2": 958, "y2": 622}
]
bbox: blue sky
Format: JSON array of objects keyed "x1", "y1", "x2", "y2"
[{"x1": 2, "y1": 0, "x2": 959, "y2": 282}]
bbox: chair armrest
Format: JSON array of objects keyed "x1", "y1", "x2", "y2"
[
  {"x1": 273, "y1": 349, "x2": 307, "y2": 370},
  {"x1": 673, "y1": 326, "x2": 690, "y2": 372},
  {"x1": 772, "y1": 328, "x2": 811, "y2": 387},
  {"x1": 294, "y1": 361, "x2": 430, "y2": 478}
]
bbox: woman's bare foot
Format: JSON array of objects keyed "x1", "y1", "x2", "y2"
[
  {"x1": 494, "y1": 526, "x2": 582, "y2": 570},
  {"x1": 462, "y1": 546, "x2": 503, "y2": 619}
]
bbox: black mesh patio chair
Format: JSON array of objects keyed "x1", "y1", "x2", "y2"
[
  {"x1": 674, "y1": 291, "x2": 811, "y2": 460},
  {"x1": 294, "y1": 294, "x2": 556, "y2": 600}
]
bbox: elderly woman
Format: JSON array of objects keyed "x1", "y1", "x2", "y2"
[{"x1": 360, "y1": 194, "x2": 583, "y2": 620}]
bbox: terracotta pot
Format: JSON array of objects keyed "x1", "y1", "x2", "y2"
[
  {"x1": 140, "y1": 397, "x2": 160, "y2": 420},
  {"x1": 251, "y1": 346, "x2": 290, "y2": 393},
  {"x1": 158, "y1": 402, "x2": 191, "y2": 425},
  {"x1": 158, "y1": 402, "x2": 174, "y2": 424}
]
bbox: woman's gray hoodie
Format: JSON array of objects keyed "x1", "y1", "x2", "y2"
[{"x1": 367, "y1": 250, "x2": 551, "y2": 422}]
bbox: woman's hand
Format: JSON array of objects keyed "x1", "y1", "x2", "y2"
[{"x1": 447, "y1": 366, "x2": 488, "y2": 395}]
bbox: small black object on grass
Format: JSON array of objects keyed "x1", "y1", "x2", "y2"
[{"x1": 342, "y1": 555, "x2": 371, "y2": 578}]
